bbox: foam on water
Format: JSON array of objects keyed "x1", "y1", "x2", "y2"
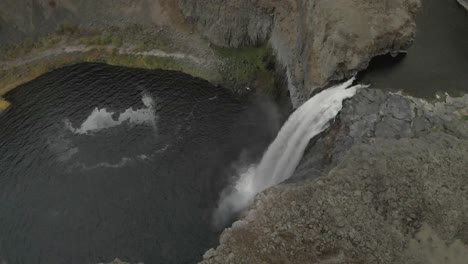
[
  {"x1": 65, "y1": 94, "x2": 156, "y2": 134},
  {"x1": 214, "y1": 78, "x2": 366, "y2": 226},
  {"x1": 73, "y1": 157, "x2": 133, "y2": 171}
]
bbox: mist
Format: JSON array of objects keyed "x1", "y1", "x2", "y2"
[{"x1": 214, "y1": 78, "x2": 366, "y2": 228}]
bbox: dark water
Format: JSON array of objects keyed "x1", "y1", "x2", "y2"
[
  {"x1": 360, "y1": 0, "x2": 468, "y2": 97},
  {"x1": 0, "y1": 63, "x2": 280, "y2": 264}
]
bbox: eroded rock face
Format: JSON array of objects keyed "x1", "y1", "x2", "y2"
[
  {"x1": 273, "y1": 0, "x2": 421, "y2": 106},
  {"x1": 1, "y1": 0, "x2": 421, "y2": 107},
  {"x1": 202, "y1": 134, "x2": 468, "y2": 264},
  {"x1": 295, "y1": 89, "x2": 468, "y2": 180},
  {"x1": 201, "y1": 91, "x2": 468, "y2": 263},
  {"x1": 177, "y1": 0, "x2": 274, "y2": 48},
  {"x1": 178, "y1": 0, "x2": 421, "y2": 106},
  {"x1": 0, "y1": 0, "x2": 181, "y2": 39}
]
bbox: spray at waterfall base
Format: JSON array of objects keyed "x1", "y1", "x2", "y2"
[{"x1": 214, "y1": 78, "x2": 367, "y2": 227}]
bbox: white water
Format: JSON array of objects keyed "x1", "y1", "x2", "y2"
[
  {"x1": 458, "y1": 0, "x2": 468, "y2": 11},
  {"x1": 75, "y1": 157, "x2": 132, "y2": 171},
  {"x1": 65, "y1": 94, "x2": 156, "y2": 134},
  {"x1": 214, "y1": 78, "x2": 366, "y2": 226}
]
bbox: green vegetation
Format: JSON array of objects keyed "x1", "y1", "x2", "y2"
[
  {"x1": 0, "y1": 22, "x2": 277, "y2": 100},
  {"x1": 0, "y1": 50, "x2": 98, "y2": 96},
  {"x1": 0, "y1": 23, "x2": 206, "y2": 96},
  {"x1": 463, "y1": 116, "x2": 468, "y2": 121},
  {"x1": 0, "y1": 98, "x2": 10, "y2": 110},
  {"x1": 105, "y1": 53, "x2": 220, "y2": 82},
  {"x1": 216, "y1": 45, "x2": 276, "y2": 95},
  {"x1": 0, "y1": 47, "x2": 221, "y2": 97},
  {"x1": 0, "y1": 23, "x2": 170, "y2": 62}
]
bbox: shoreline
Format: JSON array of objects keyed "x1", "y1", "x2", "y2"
[
  {"x1": 0, "y1": 44, "x2": 220, "y2": 96},
  {"x1": 0, "y1": 98, "x2": 10, "y2": 110},
  {"x1": 0, "y1": 27, "x2": 277, "y2": 111}
]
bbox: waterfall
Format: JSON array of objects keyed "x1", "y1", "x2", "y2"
[
  {"x1": 214, "y1": 78, "x2": 366, "y2": 227},
  {"x1": 458, "y1": 0, "x2": 468, "y2": 11}
]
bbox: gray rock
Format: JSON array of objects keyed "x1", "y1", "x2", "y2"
[
  {"x1": 178, "y1": 0, "x2": 420, "y2": 106},
  {"x1": 443, "y1": 120, "x2": 468, "y2": 140},
  {"x1": 375, "y1": 116, "x2": 411, "y2": 138},
  {"x1": 201, "y1": 133, "x2": 468, "y2": 264},
  {"x1": 178, "y1": 0, "x2": 274, "y2": 48},
  {"x1": 295, "y1": 88, "x2": 468, "y2": 182},
  {"x1": 270, "y1": 0, "x2": 422, "y2": 106},
  {"x1": 411, "y1": 116, "x2": 432, "y2": 135},
  {"x1": 0, "y1": 0, "x2": 421, "y2": 107},
  {"x1": 200, "y1": 90, "x2": 468, "y2": 263},
  {"x1": 380, "y1": 95, "x2": 415, "y2": 121}
]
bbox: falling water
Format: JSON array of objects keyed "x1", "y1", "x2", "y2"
[
  {"x1": 457, "y1": 0, "x2": 468, "y2": 11},
  {"x1": 214, "y1": 78, "x2": 366, "y2": 226}
]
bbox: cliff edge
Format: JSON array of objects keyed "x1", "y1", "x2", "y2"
[
  {"x1": 0, "y1": 0, "x2": 421, "y2": 107},
  {"x1": 201, "y1": 90, "x2": 468, "y2": 264},
  {"x1": 179, "y1": 0, "x2": 421, "y2": 106}
]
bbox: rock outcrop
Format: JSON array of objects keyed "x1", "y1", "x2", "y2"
[
  {"x1": 295, "y1": 89, "x2": 468, "y2": 180},
  {"x1": 274, "y1": 0, "x2": 421, "y2": 106},
  {"x1": 2, "y1": 2, "x2": 451, "y2": 262},
  {"x1": 0, "y1": 0, "x2": 421, "y2": 107},
  {"x1": 178, "y1": 0, "x2": 421, "y2": 106},
  {"x1": 0, "y1": 0, "x2": 180, "y2": 45},
  {"x1": 178, "y1": 0, "x2": 274, "y2": 48},
  {"x1": 201, "y1": 89, "x2": 468, "y2": 263}
]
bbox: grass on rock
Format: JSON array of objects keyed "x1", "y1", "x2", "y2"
[
  {"x1": 0, "y1": 98, "x2": 10, "y2": 110},
  {"x1": 216, "y1": 45, "x2": 276, "y2": 95},
  {"x1": 0, "y1": 23, "x2": 276, "y2": 99}
]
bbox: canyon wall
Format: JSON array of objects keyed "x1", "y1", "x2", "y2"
[
  {"x1": 178, "y1": 0, "x2": 274, "y2": 48},
  {"x1": 201, "y1": 90, "x2": 468, "y2": 264},
  {"x1": 178, "y1": 0, "x2": 421, "y2": 106},
  {"x1": 0, "y1": 0, "x2": 179, "y2": 45},
  {"x1": 4, "y1": 1, "x2": 466, "y2": 263},
  {"x1": 0, "y1": 0, "x2": 420, "y2": 106}
]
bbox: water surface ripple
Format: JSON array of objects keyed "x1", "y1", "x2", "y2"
[{"x1": 0, "y1": 63, "x2": 279, "y2": 264}]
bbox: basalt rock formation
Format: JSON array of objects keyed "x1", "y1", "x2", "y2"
[
  {"x1": 179, "y1": 0, "x2": 421, "y2": 106},
  {"x1": 295, "y1": 89, "x2": 468, "y2": 180},
  {"x1": 201, "y1": 90, "x2": 468, "y2": 264},
  {"x1": 0, "y1": 0, "x2": 183, "y2": 44},
  {"x1": 0, "y1": 0, "x2": 421, "y2": 107},
  {"x1": 4, "y1": 1, "x2": 458, "y2": 264}
]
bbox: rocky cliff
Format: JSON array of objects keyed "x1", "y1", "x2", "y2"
[
  {"x1": 178, "y1": 0, "x2": 421, "y2": 106},
  {"x1": 5, "y1": 1, "x2": 462, "y2": 264},
  {"x1": 178, "y1": 0, "x2": 274, "y2": 48},
  {"x1": 0, "y1": 0, "x2": 421, "y2": 107},
  {"x1": 0, "y1": 0, "x2": 181, "y2": 45},
  {"x1": 201, "y1": 90, "x2": 468, "y2": 264}
]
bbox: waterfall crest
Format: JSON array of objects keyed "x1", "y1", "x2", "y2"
[{"x1": 214, "y1": 78, "x2": 366, "y2": 226}]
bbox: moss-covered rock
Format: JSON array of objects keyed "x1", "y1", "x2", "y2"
[{"x1": 0, "y1": 98, "x2": 10, "y2": 110}]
